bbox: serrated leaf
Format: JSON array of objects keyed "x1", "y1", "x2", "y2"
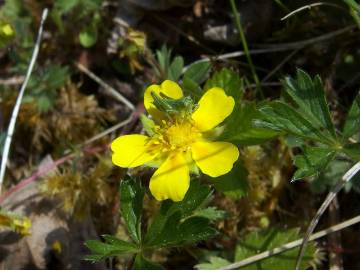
[
  {"x1": 195, "y1": 256, "x2": 231, "y2": 270},
  {"x1": 119, "y1": 176, "x2": 144, "y2": 243},
  {"x1": 292, "y1": 146, "x2": 336, "y2": 181},
  {"x1": 255, "y1": 101, "x2": 336, "y2": 145},
  {"x1": 212, "y1": 161, "x2": 248, "y2": 199},
  {"x1": 235, "y1": 228, "x2": 318, "y2": 270},
  {"x1": 134, "y1": 254, "x2": 164, "y2": 270},
  {"x1": 146, "y1": 213, "x2": 217, "y2": 248},
  {"x1": 144, "y1": 181, "x2": 216, "y2": 248},
  {"x1": 84, "y1": 238, "x2": 138, "y2": 261},
  {"x1": 283, "y1": 69, "x2": 336, "y2": 137},
  {"x1": 204, "y1": 68, "x2": 243, "y2": 100},
  {"x1": 343, "y1": 142, "x2": 360, "y2": 161},
  {"x1": 219, "y1": 102, "x2": 279, "y2": 145},
  {"x1": 184, "y1": 61, "x2": 211, "y2": 84},
  {"x1": 168, "y1": 56, "x2": 184, "y2": 81},
  {"x1": 343, "y1": 91, "x2": 360, "y2": 139}
]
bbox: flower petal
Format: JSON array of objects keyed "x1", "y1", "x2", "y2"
[
  {"x1": 111, "y1": 135, "x2": 157, "y2": 168},
  {"x1": 149, "y1": 152, "x2": 190, "y2": 201},
  {"x1": 143, "y1": 80, "x2": 183, "y2": 119},
  {"x1": 191, "y1": 141, "x2": 239, "y2": 177},
  {"x1": 191, "y1": 87, "x2": 235, "y2": 131}
]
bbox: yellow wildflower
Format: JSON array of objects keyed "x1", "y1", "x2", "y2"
[{"x1": 111, "y1": 80, "x2": 239, "y2": 201}]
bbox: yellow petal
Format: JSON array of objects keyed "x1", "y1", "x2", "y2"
[
  {"x1": 111, "y1": 135, "x2": 156, "y2": 168},
  {"x1": 160, "y1": 80, "x2": 183, "y2": 99},
  {"x1": 143, "y1": 80, "x2": 183, "y2": 119},
  {"x1": 149, "y1": 152, "x2": 190, "y2": 201},
  {"x1": 191, "y1": 87, "x2": 235, "y2": 131},
  {"x1": 191, "y1": 141, "x2": 239, "y2": 177}
]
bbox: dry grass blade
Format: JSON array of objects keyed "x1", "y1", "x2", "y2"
[
  {"x1": 218, "y1": 214, "x2": 360, "y2": 270},
  {"x1": 0, "y1": 8, "x2": 49, "y2": 194},
  {"x1": 75, "y1": 63, "x2": 135, "y2": 111},
  {"x1": 281, "y1": 2, "x2": 345, "y2": 21},
  {"x1": 294, "y1": 161, "x2": 360, "y2": 270}
]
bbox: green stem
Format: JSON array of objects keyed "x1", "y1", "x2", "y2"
[{"x1": 229, "y1": 0, "x2": 264, "y2": 98}]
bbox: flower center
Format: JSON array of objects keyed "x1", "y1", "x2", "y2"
[{"x1": 151, "y1": 119, "x2": 201, "y2": 153}]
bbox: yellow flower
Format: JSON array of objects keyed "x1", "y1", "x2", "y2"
[{"x1": 111, "y1": 80, "x2": 239, "y2": 201}]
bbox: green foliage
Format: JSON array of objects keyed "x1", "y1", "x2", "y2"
[
  {"x1": 86, "y1": 178, "x2": 219, "y2": 267},
  {"x1": 204, "y1": 68, "x2": 243, "y2": 100},
  {"x1": 343, "y1": 142, "x2": 360, "y2": 161},
  {"x1": 283, "y1": 70, "x2": 336, "y2": 137},
  {"x1": 84, "y1": 235, "x2": 138, "y2": 261},
  {"x1": 211, "y1": 161, "x2": 248, "y2": 199},
  {"x1": 234, "y1": 228, "x2": 317, "y2": 270},
  {"x1": 79, "y1": 26, "x2": 98, "y2": 48},
  {"x1": 168, "y1": 56, "x2": 184, "y2": 81},
  {"x1": 256, "y1": 69, "x2": 338, "y2": 145},
  {"x1": 195, "y1": 256, "x2": 231, "y2": 270},
  {"x1": 182, "y1": 61, "x2": 211, "y2": 99},
  {"x1": 220, "y1": 102, "x2": 279, "y2": 146},
  {"x1": 292, "y1": 147, "x2": 337, "y2": 181},
  {"x1": 310, "y1": 159, "x2": 351, "y2": 193},
  {"x1": 254, "y1": 69, "x2": 352, "y2": 181},
  {"x1": 154, "y1": 45, "x2": 184, "y2": 81},
  {"x1": 196, "y1": 228, "x2": 318, "y2": 270},
  {"x1": 184, "y1": 61, "x2": 211, "y2": 85},
  {"x1": 25, "y1": 65, "x2": 69, "y2": 112},
  {"x1": 119, "y1": 176, "x2": 144, "y2": 243},
  {"x1": 134, "y1": 254, "x2": 164, "y2": 270},
  {"x1": 343, "y1": 91, "x2": 360, "y2": 139},
  {"x1": 144, "y1": 181, "x2": 217, "y2": 248}
]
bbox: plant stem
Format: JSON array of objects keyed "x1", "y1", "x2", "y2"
[{"x1": 229, "y1": 0, "x2": 263, "y2": 98}]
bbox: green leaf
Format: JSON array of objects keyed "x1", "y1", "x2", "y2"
[
  {"x1": 144, "y1": 182, "x2": 217, "y2": 248},
  {"x1": 343, "y1": 91, "x2": 360, "y2": 139},
  {"x1": 219, "y1": 102, "x2": 279, "y2": 145},
  {"x1": 204, "y1": 68, "x2": 243, "y2": 100},
  {"x1": 119, "y1": 176, "x2": 144, "y2": 243},
  {"x1": 54, "y1": 0, "x2": 80, "y2": 13},
  {"x1": 344, "y1": 0, "x2": 360, "y2": 14},
  {"x1": 235, "y1": 228, "x2": 318, "y2": 270},
  {"x1": 184, "y1": 61, "x2": 211, "y2": 84},
  {"x1": 343, "y1": 142, "x2": 360, "y2": 161},
  {"x1": 84, "y1": 238, "x2": 138, "y2": 261},
  {"x1": 212, "y1": 161, "x2": 248, "y2": 199},
  {"x1": 79, "y1": 26, "x2": 98, "y2": 48},
  {"x1": 283, "y1": 69, "x2": 336, "y2": 138},
  {"x1": 133, "y1": 254, "x2": 164, "y2": 270},
  {"x1": 255, "y1": 101, "x2": 336, "y2": 145},
  {"x1": 168, "y1": 56, "x2": 184, "y2": 81},
  {"x1": 140, "y1": 114, "x2": 156, "y2": 136},
  {"x1": 195, "y1": 256, "x2": 231, "y2": 270},
  {"x1": 292, "y1": 146, "x2": 337, "y2": 181},
  {"x1": 193, "y1": 207, "x2": 227, "y2": 220},
  {"x1": 310, "y1": 159, "x2": 351, "y2": 193},
  {"x1": 182, "y1": 76, "x2": 203, "y2": 99}
]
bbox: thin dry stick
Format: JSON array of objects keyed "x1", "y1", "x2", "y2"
[
  {"x1": 76, "y1": 63, "x2": 135, "y2": 111},
  {"x1": 183, "y1": 25, "x2": 354, "y2": 71},
  {"x1": 294, "y1": 161, "x2": 360, "y2": 270},
  {"x1": 218, "y1": 214, "x2": 360, "y2": 270},
  {"x1": 0, "y1": 9, "x2": 49, "y2": 194},
  {"x1": 83, "y1": 116, "x2": 132, "y2": 146},
  {"x1": 281, "y1": 2, "x2": 345, "y2": 21}
]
